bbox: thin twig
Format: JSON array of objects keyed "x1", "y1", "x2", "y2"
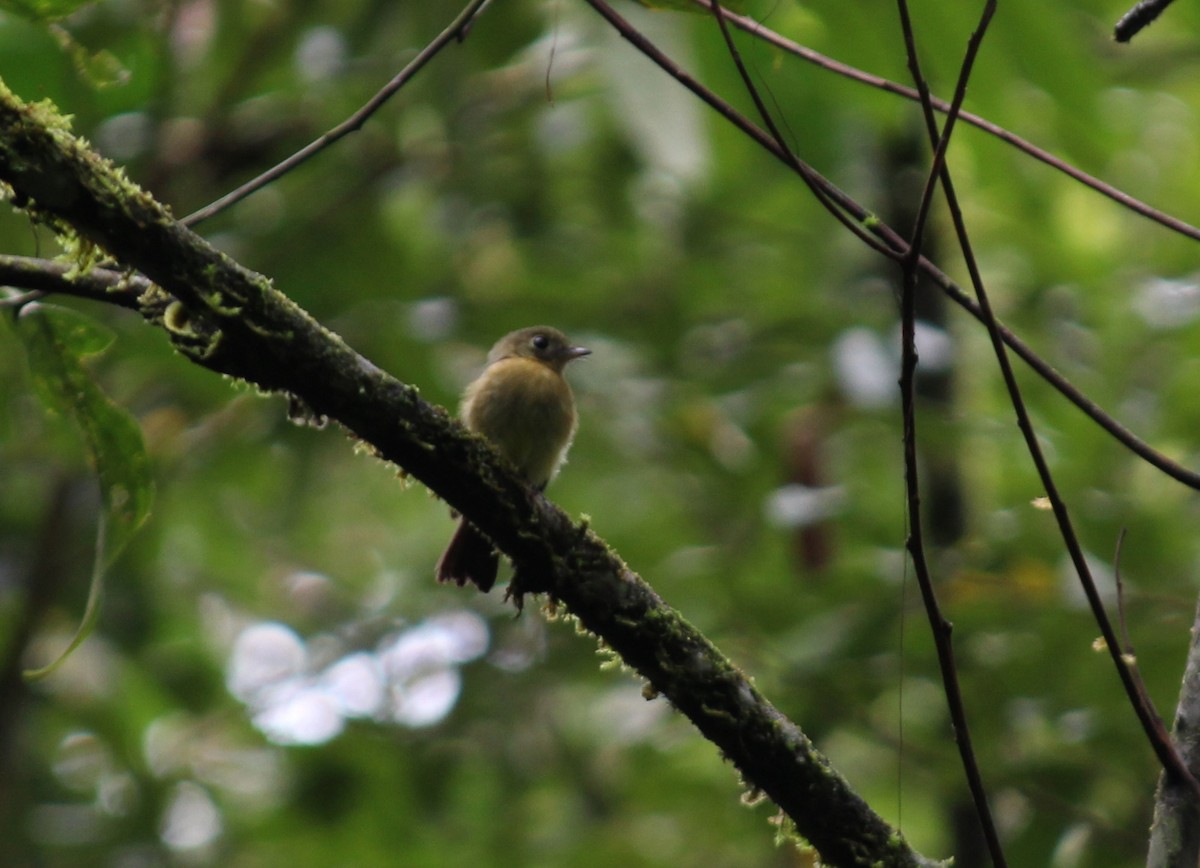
[
  {"x1": 893, "y1": 1, "x2": 1007, "y2": 864},
  {"x1": 704, "y1": 0, "x2": 871, "y2": 257},
  {"x1": 1114, "y1": 529, "x2": 1134, "y2": 654},
  {"x1": 585, "y1": 0, "x2": 1200, "y2": 493},
  {"x1": 181, "y1": 0, "x2": 495, "y2": 228},
  {"x1": 693, "y1": 0, "x2": 1200, "y2": 244},
  {"x1": 0, "y1": 256, "x2": 147, "y2": 310},
  {"x1": 898, "y1": 0, "x2": 1200, "y2": 801},
  {"x1": 583, "y1": 0, "x2": 900, "y2": 261},
  {"x1": 1108, "y1": 531, "x2": 1178, "y2": 791},
  {"x1": 933, "y1": 277, "x2": 1200, "y2": 489}
]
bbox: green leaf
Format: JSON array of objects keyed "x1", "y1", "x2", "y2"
[{"x1": 15, "y1": 303, "x2": 153, "y2": 679}]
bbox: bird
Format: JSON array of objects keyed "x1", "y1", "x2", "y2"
[{"x1": 436, "y1": 326, "x2": 590, "y2": 591}]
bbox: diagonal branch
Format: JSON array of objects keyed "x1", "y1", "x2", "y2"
[
  {"x1": 586, "y1": 0, "x2": 1200, "y2": 823},
  {"x1": 583, "y1": 0, "x2": 1200, "y2": 493},
  {"x1": 584, "y1": 0, "x2": 899, "y2": 260},
  {"x1": 898, "y1": 0, "x2": 1199, "y2": 803},
  {"x1": 1115, "y1": 0, "x2": 1178, "y2": 43},
  {"x1": 695, "y1": 0, "x2": 1200, "y2": 244},
  {"x1": 0, "y1": 80, "x2": 942, "y2": 868},
  {"x1": 703, "y1": 0, "x2": 874, "y2": 255},
  {"x1": 181, "y1": 0, "x2": 494, "y2": 228}
]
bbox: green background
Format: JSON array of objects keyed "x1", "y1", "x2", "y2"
[{"x1": 3, "y1": 0, "x2": 1200, "y2": 864}]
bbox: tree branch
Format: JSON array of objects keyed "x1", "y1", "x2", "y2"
[
  {"x1": 1115, "y1": 0, "x2": 1178, "y2": 43},
  {"x1": 181, "y1": 0, "x2": 495, "y2": 228},
  {"x1": 696, "y1": 0, "x2": 1200, "y2": 244},
  {"x1": 583, "y1": 0, "x2": 1200, "y2": 494},
  {"x1": 1147, "y1": 594, "x2": 1200, "y2": 867},
  {"x1": 897, "y1": 0, "x2": 1198, "y2": 799},
  {"x1": 0, "y1": 80, "x2": 942, "y2": 868},
  {"x1": 893, "y1": 1, "x2": 1008, "y2": 864},
  {"x1": 0, "y1": 255, "x2": 146, "y2": 309}
]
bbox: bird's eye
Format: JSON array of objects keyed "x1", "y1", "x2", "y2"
[{"x1": 531, "y1": 334, "x2": 550, "y2": 351}]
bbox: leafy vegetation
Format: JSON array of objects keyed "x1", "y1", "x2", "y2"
[{"x1": 3, "y1": 0, "x2": 1200, "y2": 865}]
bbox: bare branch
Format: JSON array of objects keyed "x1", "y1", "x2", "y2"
[
  {"x1": 579, "y1": 0, "x2": 1200, "y2": 494},
  {"x1": 695, "y1": 0, "x2": 1200, "y2": 244},
  {"x1": 582, "y1": 0, "x2": 901, "y2": 260},
  {"x1": 893, "y1": 1, "x2": 1007, "y2": 864},
  {"x1": 896, "y1": 0, "x2": 1200, "y2": 801},
  {"x1": 181, "y1": 0, "x2": 494, "y2": 228},
  {"x1": 0, "y1": 255, "x2": 147, "y2": 309}
]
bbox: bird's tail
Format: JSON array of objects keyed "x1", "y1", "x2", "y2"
[{"x1": 435, "y1": 519, "x2": 500, "y2": 592}]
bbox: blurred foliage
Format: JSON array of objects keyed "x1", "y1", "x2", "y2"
[{"x1": 3, "y1": 0, "x2": 1200, "y2": 865}]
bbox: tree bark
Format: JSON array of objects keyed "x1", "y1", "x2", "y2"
[{"x1": 0, "y1": 79, "x2": 943, "y2": 868}]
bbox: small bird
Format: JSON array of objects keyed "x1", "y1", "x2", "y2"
[{"x1": 436, "y1": 326, "x2": 590, "y2": 591}]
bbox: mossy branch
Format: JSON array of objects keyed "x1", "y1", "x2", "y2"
[{"x1": 0, "y1": 79, "x2": 942, "y2": 868}]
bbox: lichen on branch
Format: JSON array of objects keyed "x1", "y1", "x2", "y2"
[{"x1": 0, "y1": 78, "x2": 940, "y2": 868}]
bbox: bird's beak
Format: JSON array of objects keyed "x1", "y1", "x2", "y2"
[{"x1": 565, "y1": 345, "x2": 591, "y2": 361}]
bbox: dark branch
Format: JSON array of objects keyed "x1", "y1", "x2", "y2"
[
  {"x1": 181, "y1": 0, "x2": 494, "y2": 228},
  {"x1": 0, "y1": 79, "x2": 940, "y2": 868},
  {"x1": 583, "y1": 0, "x2": 900, "y2": 261},
  {"x1": 696, "y1": 0, "x2": 1200, "y2": 244},
  {"x1": 590, "y1": 0, "x2": 1200, "y2": 493},
  {"x1": 1115, "y1": 0, "x2": 1177, "y2": 43},
  {"x1": 899, "y1": 0, "x2": 1199, "y2": 801},
  {"x1": 893, "y1": 1, "x2": 1008, "y2": 864},
  {"x1": 0, "y1": 255, "x2": 147, "y2": 309}
]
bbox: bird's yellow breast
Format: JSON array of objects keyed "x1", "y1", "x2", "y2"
[{"x1": 461, "y1": 356, "x2": 578, "y2": 488}]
